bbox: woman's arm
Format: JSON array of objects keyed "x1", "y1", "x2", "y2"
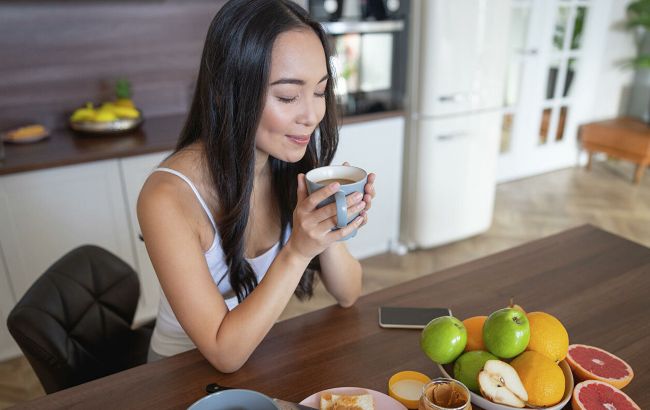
[
  {"x1": 137, "y1": 174, "x2": 361, "y2": 373},
  {"x1": 317, "y1": 171, "x2": 376, "y2": 307}
]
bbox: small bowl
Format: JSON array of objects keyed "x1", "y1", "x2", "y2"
[
  {"x1": 388, "y1": 371, "x2": 431, "y2": 409},
  {"x1": 188, "y1": 389, "x2": 279, "y2": 410},
  {"x1": 437, "y1": 360, "x2": 574, "y2": 410}
]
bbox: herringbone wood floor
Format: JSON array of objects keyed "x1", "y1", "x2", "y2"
[{"x1": 1, "y1": 160, "x2": 648, "y2": 408}]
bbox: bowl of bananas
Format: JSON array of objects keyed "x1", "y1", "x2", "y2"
[{"x1": 69, "y1": 80, "x2": 143, "y2": 135}]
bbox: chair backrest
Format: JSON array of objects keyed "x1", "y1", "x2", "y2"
[{"x1": 7, "y1": 245, "x2": 152, "y2": 393}]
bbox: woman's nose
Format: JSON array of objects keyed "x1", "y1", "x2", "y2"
[{"x1": 297, "y1": 96, "x2": 320, "y2": 127}]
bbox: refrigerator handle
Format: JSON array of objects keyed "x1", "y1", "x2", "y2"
[
  {"x1": 438, "y1": 93, "x2": 466, "y2": 103},
  {"x1": 437, "y1": 132, "x2": 469, "y2": 141},
  {"x1": 438, "y1": 93, "x2": 479, "y2": 103}
]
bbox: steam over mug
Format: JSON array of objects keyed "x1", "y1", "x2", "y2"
[{"x1": 305, "y1": 165, "x2": 368, "y2": 241}]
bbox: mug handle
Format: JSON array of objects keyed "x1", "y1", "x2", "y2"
[{"x1": 334, "y1": 190, "x2": 348, "y2": 228}]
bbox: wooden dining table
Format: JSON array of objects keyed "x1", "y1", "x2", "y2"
[{"x1": 16, "y1": 224, "x2": 650, "y2": 409}]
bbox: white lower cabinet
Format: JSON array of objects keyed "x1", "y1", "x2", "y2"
[
  {"x1": 119, "y1": 152, "x2": 171, "y2": 324},
  {"x1": 0, "y1": 160, "x2": 136, "y2": 360},
  {"x1": 0, "y1": 251, "x2": 20, "y2": 360},
  {"x1": 335, "y1": 116, "x2": 405, "y2": 259}
]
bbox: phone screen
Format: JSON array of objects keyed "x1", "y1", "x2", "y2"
[{"x1": 378, "y1": 306, "x2": 452, "y2": 329}]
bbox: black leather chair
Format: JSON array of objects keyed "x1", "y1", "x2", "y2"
[{"x1": 7, "y1": 245, "x2": 154, "y2": 394}]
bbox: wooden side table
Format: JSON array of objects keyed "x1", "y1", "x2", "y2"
[{"x1": 580, "y1": 117, "x2": 650, "y2": 184}]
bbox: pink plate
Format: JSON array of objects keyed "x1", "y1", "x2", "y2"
[{"x1": 300, "y1": 386, "x2": 407, "y2": 409}]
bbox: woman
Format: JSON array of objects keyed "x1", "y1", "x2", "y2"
[{"x1": 137, "y1": 0, "x2": 376, "y2": 373}]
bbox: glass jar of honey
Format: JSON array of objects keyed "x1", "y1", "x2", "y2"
[{"x1": 418, "y1": 378, "x2": 472, "y2": 410}]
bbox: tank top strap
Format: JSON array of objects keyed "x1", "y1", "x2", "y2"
[{"x1": 151, "y1": 167, "x2": 217, "y2": 231}]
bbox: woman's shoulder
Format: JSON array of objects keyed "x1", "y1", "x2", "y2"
[{"x1": 138, "y1": 144, "x2": 216, "y2": 219}]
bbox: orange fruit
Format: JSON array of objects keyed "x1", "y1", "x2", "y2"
[
  {"x1": 510, "y1": 351, "x2": 565, "y2": 407},
  {"x1": 526, "y1": 311, "x2": 569, "y2": 362},
  {"x1": 572, "y1": 380, "x2": 640, "y2": 410},
  {"x1": 462, "y1": 316, "x2": 487, "y2": 352},
  {"x1": 566, "y1": 344, "x2": 634, "y2": 389}
]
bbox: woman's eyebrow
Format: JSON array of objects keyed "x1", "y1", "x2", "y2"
[{"x1": 270, "y1": 74, "x2": 329, "y2": 86}]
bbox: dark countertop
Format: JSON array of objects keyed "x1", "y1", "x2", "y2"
[{"x1": 0, "y1": 110, "x2": 404, "y2": 176}]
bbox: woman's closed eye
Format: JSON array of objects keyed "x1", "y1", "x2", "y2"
[
  {"x1": 277, "y1": 92, "x2": 326, "y2": 104},
  {"x1": 277, "y1": 96, "x2": 298, "y2": 103}
]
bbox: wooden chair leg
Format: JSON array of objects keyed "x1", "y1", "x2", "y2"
[
  {"x1": 634, "y1": 163, "x2": 646, "y2": 184},
  {"x1": 586, "y1": 152, "x2": 593, "y2": 171}
]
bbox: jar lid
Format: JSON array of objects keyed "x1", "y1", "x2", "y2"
[{"x1": 388, "y1": 370, "x2": 431, "y2": 409}]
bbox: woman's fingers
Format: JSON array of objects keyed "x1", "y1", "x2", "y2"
[
  {"x1": 317, "y1": 200, "x2": 366, "y2": 230},
  {"x1": 327, "y1": 215, "x2": 365, "y2": 241},
  {"x1": 302, "y1": 182, "x2": 341, "y2": 211},
  {"x1": 311, "y1": 191, "x2": 364, "y2": 222}
]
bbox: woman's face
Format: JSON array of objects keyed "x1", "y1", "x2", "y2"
[{"x1": 255, "y1": 29, "x2": 328, "y2": 163}]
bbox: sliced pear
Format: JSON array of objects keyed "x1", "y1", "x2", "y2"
[
  {"x1": 478, "y1": 360, "x2": 529, "y2": 407},
  {"x1": 478, "y1": 371, "x2": 525, "y2": 408},
  {"x1": 483, "y1": 360, "x2": 528, "y2": 401}
]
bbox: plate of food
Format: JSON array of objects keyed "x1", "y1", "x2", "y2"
[
  {"x1": 2, "y1": 124, "x2": 50, "y2": 144},
  {"x1": 300, "y1": 387, "x2": 407, "y2": 410}
]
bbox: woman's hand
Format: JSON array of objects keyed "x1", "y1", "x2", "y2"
[
  {"x1": 342, "y1": 161, "x2": 376, "y2": 227},
  {"x1": 286, "y1": 173, "x2": 366, "y2": 261}
]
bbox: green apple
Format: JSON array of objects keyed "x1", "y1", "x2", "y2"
[
  {"x1": 420, "y1": 316, "x2": 467, "y2": 364},
  {"x1": 453, "y1": 351, "x2": 498, "y2": 393},
  {"x1": 483, "y1": 308, "x2": 530, "y2": 359}
]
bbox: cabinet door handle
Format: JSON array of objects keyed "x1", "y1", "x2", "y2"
[{"x1": 437, "y1": 132, "x2": 469, "y2": 141}]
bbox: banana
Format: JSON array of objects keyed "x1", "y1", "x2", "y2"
[
  {"x1": 70, "y1": 103, "x2": 96, "y2": 123},
  {"x1": 94, "y1": 109, "x2": 118, "y2": 123},
  {"x1": 110, "y1": 106, "x2": 140, "y2": 119}
]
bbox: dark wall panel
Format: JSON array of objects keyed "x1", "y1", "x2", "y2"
[{"x1": 0, "y1": 1, "x2": 227, "y2": 129}]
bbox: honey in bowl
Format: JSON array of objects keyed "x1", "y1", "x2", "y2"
[
  {"x1": 388, "y1": 370, "x2": 431, "y2": 409},
  {"x1": 419, "y1": 378, "x2": 472, "y2": 410}
]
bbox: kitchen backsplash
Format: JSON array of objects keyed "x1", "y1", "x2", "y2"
[{"x1": 0, "y1": 1, "x2": 227, "y2": 130}]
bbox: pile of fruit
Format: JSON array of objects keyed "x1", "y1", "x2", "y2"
[
  {"x1": 69, "y1": 79, "x2": 140, "y2": 124},
  {"x1": 420, "y1": 301, "x2": 639, "y2": 409}
]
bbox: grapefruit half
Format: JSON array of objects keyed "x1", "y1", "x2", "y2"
[
  {"x1": 572, "y1": 380, "x2": 640, "y2": 410},
  {"x1": 566, "y1": 344, "x2": 634, "y2": 389}
]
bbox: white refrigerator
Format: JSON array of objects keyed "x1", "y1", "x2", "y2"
[{"x1": 401, "y1": 0, "x2": 512, "y2": 249}]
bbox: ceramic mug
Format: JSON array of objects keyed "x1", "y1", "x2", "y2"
[{"x1": 305, "y1": 165, "x2": 368, "y2": 241}]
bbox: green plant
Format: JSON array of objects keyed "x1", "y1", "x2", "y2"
[
  {"x1": 627, "y1": 0, "x2": 650, "y2": 68},
  {"x1": 115, "y1": 79, "x2": 132, "y2": 99}
]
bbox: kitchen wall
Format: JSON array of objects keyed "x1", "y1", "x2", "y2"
[
  {"x1": 589, "y1": 0, "x2": 636, "y2": 120},
  {"x1": 0, "y1": 0, "x2": 227, "y2": 130}
]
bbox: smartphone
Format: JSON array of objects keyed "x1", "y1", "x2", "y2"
[{"x1": 378, "y1": 306, "x2": 452, "y2": 329}]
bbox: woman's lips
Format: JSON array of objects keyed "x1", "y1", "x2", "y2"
[{"x1": 286, "y1": 135, "x2": 310, "y2": 145}]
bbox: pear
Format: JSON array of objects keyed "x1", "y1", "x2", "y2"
[{"x1": 478, "y1": 360, "x2": 528, "y2": 408}]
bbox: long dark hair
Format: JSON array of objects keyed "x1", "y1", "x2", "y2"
[{"x1": 176, "y1": 0, "x2": 339, "y2": 302}]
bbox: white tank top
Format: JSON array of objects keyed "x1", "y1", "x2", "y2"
[{"x1": 148, "y1": 167, "x2": 289, "y2": 357}]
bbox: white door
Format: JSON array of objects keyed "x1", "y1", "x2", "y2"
[{"x1": 497, "y1": 0, "x2": 611, "y2": 182}]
